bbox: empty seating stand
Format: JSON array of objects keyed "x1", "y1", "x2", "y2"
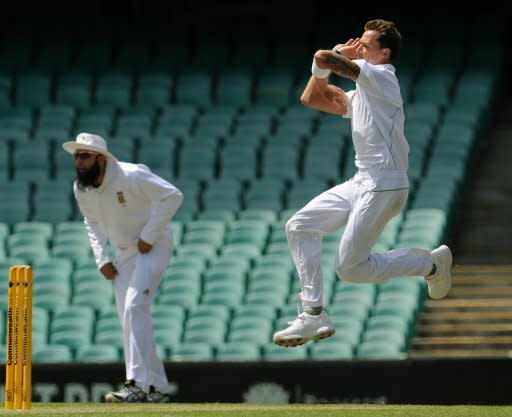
[{"x1": 0, "y1": 18, "x2": 504, "y2": 363}]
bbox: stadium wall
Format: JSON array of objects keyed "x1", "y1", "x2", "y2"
[{"x1": 1, "y1": 359, "x2": 511, "y2": 404}]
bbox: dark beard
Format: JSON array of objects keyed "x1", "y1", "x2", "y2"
[{"x1": 76, "y1": 158, "x2": 101, "y2": 190}]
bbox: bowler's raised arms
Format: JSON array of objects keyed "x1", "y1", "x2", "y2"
[{"x1": 314, "y1": 49, "x2": 360, "y2": 81}]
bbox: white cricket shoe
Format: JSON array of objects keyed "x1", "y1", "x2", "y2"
[
  {"x1": 105, "y1": 380, "x2": 147, "y2": 403},
  {"x1": 273, "y1": 310, "x2": 336, "y2": 347},
  {"x1": 425, "y1": 245, "x2": 453, "y2": 299}
]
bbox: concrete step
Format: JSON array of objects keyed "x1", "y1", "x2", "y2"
[
  {"x1": 410, "y1": 265, "x2": 512, "y2": 357},
  {"x1": 420, "y1": 311, "x2": 512, "y2": 322},
  {"x1": 412, "y1": 335, "x2": 512, "y2": 347},
  {"x1": 409, "y1": 349, "x2": 512, "y2": 358},
  {"x1": 416, "y1": 323, "x2": 512, "y2": 335}
]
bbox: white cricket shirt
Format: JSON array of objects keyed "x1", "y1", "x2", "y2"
[
  {"x1": 344, "y1": 59, "x2": 410, "y2": 190},
  {"x1": 73, "y1": 160, "x2": 183, "y2": 268}
]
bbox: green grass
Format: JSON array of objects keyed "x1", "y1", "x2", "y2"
[{"x1": 0, "y1": 403, "x2": 511, "y2": 417}]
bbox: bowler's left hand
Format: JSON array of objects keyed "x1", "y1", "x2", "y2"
[{"x1": 138, "y1": 239, "x2": 153, "y2": 254}]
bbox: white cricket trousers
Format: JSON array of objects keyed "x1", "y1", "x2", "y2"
[
  {"x1": 113, "y1": 235, "x2": 172, "y2": 393},
  {"x1": 286, "y1": 174, "x2": 434, "y2": 308}
]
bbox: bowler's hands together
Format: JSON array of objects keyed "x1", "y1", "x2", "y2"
[
  {"x1": 314, "y1": 38, "x2": 362, "y2": 70},
  {"x1": 138, "y1": 239, "x2": 153, "y2": 254},
  {"x1": 100, "y1": 262, "x2": 118, "y2": 280},
  {"x1": 332, "y1": 38, "x2": 362, "y2": 59}
]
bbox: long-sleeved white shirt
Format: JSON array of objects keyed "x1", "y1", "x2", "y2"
[
  {"x1": 344, "y1": 59, "x2": 409, "y2": 190},
  {"x1": 73, "y1": 160, "x2": 183, "y2": 269}
]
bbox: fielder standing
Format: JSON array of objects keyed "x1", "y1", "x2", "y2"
[
  {"x1": 63, "y1": 133, "x2": 183, "y2": 402},
  {"x1": 273, "y1": 19, "x2": 453, "y2": 347}
]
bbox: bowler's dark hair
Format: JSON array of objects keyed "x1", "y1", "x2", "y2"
[{"x1": 364, "y1": 19, "x2": 402, "y2": 61}]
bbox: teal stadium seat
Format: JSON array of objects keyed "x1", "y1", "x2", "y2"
[
  {"x1": 216, "y1": 342, "x2": 261, "y2": 361},
  {"x1": 175, "y1": 73, "x2": 212, "y2": 109},
  {"x1": 49, "y1": 305, "x2": 95, "y2": 349},
  {"x1": 95, "y1": 72, "x2": 133, "y2": 110},
  {"x1": 72, "y1": 279, "x2": 115, "y2": 309},
  {"x1": 11, "y1": 141, "x2": 52, "y2": 182},
  {"x1": 262, "y1": 343, "x2": 308, "y2": 361},
  {"x1": 227, "y1": 316, "x2": 273, "y2": 346},
  {"x1": 134, "y1": 73, "x2": 173, "y2": 108},
  {"x1": 309, "y1": 339, "x2": 354, "y2": 359},
  {"x1": 115, "y1": 113, "x2": 153, "y2": 138},
  {"x1": 170, "y1": 342, "x2": 213, "y2": 361},
  {"x1": 15, "y1": 72, "x2": 51, "y2": 108},
  {"x1": 55, "y1": 71, "x2": 93, "y2": 109},
  {"x1": 75, "y1": 344, "x2": 120, "y2": 362},
  {"x1": 183, "y1": 316, "x2": 226, "y2": 346},
  {"x1": 33, "y1": 344, "x2": 73, "y2": 363},
  {"x1": 215, "y1": 72, "x2": 252, "y2": 108},
  {"x1": 356, "y1": 340, "x2": 405, "y2": 359}
]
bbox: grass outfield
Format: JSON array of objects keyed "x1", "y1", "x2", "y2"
[{"x1": 0, "y1": 403, "x2": 511, "y2": 417}]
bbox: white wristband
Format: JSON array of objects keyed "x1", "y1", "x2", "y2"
[{"x1": 311, "y1": 58, "x2": 331, "y2": 79}]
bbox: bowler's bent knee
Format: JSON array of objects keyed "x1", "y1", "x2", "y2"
[{"x1": 335, "y1": 263, "x2": 368, "y2": 283}]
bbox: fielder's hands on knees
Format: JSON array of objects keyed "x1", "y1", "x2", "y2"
[
  {"x1": 138, "y1": 239, "x2": 153, "y2": 254},
  {"x1": 100, "y1": 262, "x2": 118, "y2": 280}
]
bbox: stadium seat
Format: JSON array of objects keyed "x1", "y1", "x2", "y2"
[
  {"x1": 327, "y1": 302, "x2": 370, "y2": 324},
  {"x1": 201, "y1": 291, "x2": 243, "y2": 309},
  {"x1": 52, "y1": 242, "x2": 91, "y2": 266},
  {"x1": 262, "y1": 343, "x2": 308, "y2": 361},
  {"x1": 152, "y1": 314, "x2": 184, "y2": 348},
  {"x1": 11, "y1": 141, "x2": 52, "y2": 182},
  {"x1": 233, "y1": 111, "x2": 273, "y2": 137},
  {"x1": 170, "y1": 343, "x2": 213, "y2": 361},
  {"x1": 356, "y1": 340, "x2": 405, "y2": 359},
  {"x1": 233, "y1": 304, "x2": 277, "y2": 322},
  {"x1": 31, "y1": 306, "x2": 50, "y2": 348},
  {"x1": 186, "y1": 304, "x2": 229, "y2": 323},
  {"x1": 175, "y1": 74, "x2": 213, "y2": 109},
  {"x1": 49, "y1": 330, "x2": 93, "y2": 349},
  {"x1": 73, "y1": 277, "x2": 115, "y2": 305},
  {"x1": 9, "y1": 242, "x2": 50, "y2": 265},
  {"x1": 228, "y1": 316, "x2": 273, "y2": 344},
  {"x1": 75, "y1": 344, "x2": 120, "y2": 362},
  {"x1": 95, "y1": 72, "x2": 133, "y2": 109},
  {"x1": 196, "y1": 209, "x2": 236, "y2": 224},
  {"x1": 255, "y1": 72, "x2": 294, "y2": 107},
  {"x1": 227, "y1": 327, "x2": 271, "y2": 345},
  {"x1": 94, "y1": 328, "x2": 124, "y2": 350},
  {"x1": 157, "y1": 289, "x2": 199, "y2": 309},
  {"x1": 244, "y1": 289, "x2": 287, "y2": 309},
  {"x1": 176, "y1": 242, "x2": 218, "y2": 265},
  {"x1": 362, "y1": 327, "x2": 408, "y2": 351},
  {"x1": 309, "y1": 339, "x2": 354, "y2": 359},
  {"x1": 216, "y1": 342, "x2": 261, "y2": 361},
  {"x1": 13, "y1": 221, "x2": 53, "y2": 242},
  {"x1": 135, "y1": 72, "x2": 173, "y2": 107},
  {"x1": 15, "y1": 72, "x2": 51, "y2": 108},
  {"x1": 136, "y1": 139, "x2": 175, "y2": 173},
  {"x1": 215, "y1": 73, "x2": 252, "y2": 108},
  {"x1": 159, "y1": 280, "x2": 201, "y2": 307},
  {"x1": 33, "y1": 344, "x2": 73, "y2": 363}
]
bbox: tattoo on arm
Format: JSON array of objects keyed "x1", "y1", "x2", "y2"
[{"x1": 325, "y1": 53, "x2": 360, "y2": 80}]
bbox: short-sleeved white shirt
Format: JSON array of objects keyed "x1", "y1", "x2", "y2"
[{"x1": 344, "y1": 59, "x2": 409, "y2": 190}]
